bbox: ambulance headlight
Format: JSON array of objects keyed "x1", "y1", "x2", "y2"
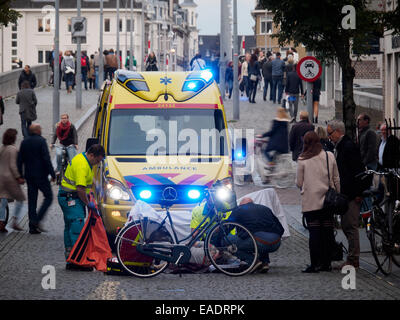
[
  {"x1": 188, "y1": 189, "x2": 201, "y2": 200},
  {"x1": 139, "y1": 190, "x2": 152, "y2": 200},
  {"x1": 106, "y1": 179, "x2": 131, "y2": 201}
]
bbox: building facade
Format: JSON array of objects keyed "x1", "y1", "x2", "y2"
[{"x1": 0, "y1": 0, "x2": 199, "y2": 73}]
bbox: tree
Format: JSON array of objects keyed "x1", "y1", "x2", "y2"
[
  {"x1": 0, "y1": 1, "x2": 21, "y2": 27},
  {"x1": 258, "y1": 0, "x2": 397, "y2": 140}
]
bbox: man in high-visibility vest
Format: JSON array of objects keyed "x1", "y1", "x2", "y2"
[{"x1": 58, "y1": 144, "x2": 105, "y2": 270}]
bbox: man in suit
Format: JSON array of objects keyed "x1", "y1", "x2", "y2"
[
  {"x1": 17, "y1": 123, "x2": 56, "y2": 234},
  {"x1": 289, "y1": 111, "x2": 314, "y2": 161},
  {"x1": 378, "y1": 123, "x2": 400, "y2": 169},
  {"x1": 327, "y1": 120, "x2": 365, "y2": 268}
]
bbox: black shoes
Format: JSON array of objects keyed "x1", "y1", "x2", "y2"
[
  {"x1": 29, "y1": 228, "x2": 41, "y2": 234},
  {"x1": 301, "y1": 265, "x2": 319, "y2": 273}
]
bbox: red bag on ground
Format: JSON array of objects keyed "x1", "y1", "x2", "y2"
[{"x1": 67, "y1": 194, "x2": 112, "y2": 272}]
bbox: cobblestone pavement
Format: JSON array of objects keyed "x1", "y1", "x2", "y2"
[{"x1": 1, "y1": 87, "x2": 400, "y2": 300}]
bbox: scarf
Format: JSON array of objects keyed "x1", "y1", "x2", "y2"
[{"x1": 56, "y1": 121, "x2": 72, "y2": 142}]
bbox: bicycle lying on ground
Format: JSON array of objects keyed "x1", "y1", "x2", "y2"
[
  {"x1": 359, "y1": 169, "x2": 400, "y2": 275},
  {"x1": 115, "y1": 180, "x2": 259, "y2": 278}
]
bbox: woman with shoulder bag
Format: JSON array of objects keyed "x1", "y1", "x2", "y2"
[
  {"x1": 0, "y1": 129, "x2": 26, "y2": 232},
  {"x1": 296, "y1": 131, "x2": 340, "y2": 273}
]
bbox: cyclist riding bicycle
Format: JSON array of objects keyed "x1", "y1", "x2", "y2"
[{"x1": 50, "y1": 113, "x2": 78, "y2": 177}]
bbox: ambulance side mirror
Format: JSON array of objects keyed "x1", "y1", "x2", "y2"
[{"x1": 86, "y1": 138, "x2": 99, "y2": 152}]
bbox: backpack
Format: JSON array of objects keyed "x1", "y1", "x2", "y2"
[{"x1": 81, "y1": 57, "x2": 87, "y2": 67}]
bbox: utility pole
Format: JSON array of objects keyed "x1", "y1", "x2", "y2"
[
  {"x1": 76, "y1": 0, "x2": 82, "y2": 109},
  {"x1": 232, "y1": 0, "x2": 239, "y2": 120},
  {"x1": 129, "y1": 0, "x2": 134, "y2": 70},
  {"x1": 306, "y1": 50, "x2": 313, "y2": 119},
  {"x1": 53, "y1": 0, "x2": 60, "y2": 131},
  {"x1": 99, "y1": 0, "x2": 104, "y2": 86},
  {"x1": 117, "y1": 0, "x2": 120, "y2": 69},
  {"x1": 141, "y1": 0, "x2": 145, "y2": 71},
  {"x1": 220, "y1": 0, "x2": 229, "y2": 101}
]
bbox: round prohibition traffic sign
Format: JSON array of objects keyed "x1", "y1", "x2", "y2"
[{"x1": 296, "y1": 56, "x2": 322, "y2": 82}]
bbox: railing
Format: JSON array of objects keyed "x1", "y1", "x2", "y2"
[{"x1": 0, "y1": 64, "x2": 51, "y2": 98}]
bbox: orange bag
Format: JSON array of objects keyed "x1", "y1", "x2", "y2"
[{"x1": 67, "y1": 194, "x2": 112, "y2": 272}]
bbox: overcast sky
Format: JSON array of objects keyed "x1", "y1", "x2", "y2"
[{"x1": 186, "y1": 0, "x2": 257, "y2": 35}]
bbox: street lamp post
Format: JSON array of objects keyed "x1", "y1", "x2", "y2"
[
  {"x1": 99, "y1": 0, "x2": 104, "y2": 86},
  {"x1": 232, "y1": 0, "x2": 240, "y2": 120},
  {"x1": 53, "y1": 0, "x2": 60, "y2": 132},
  {"x1": 76, "y1": 0, "x2": 82, "y2": 109},
  {"x1": 129, "y1": 0, "x2": 134, "y2": 71},
  {"x1": 162, "y1": 22, "x2": 167, "y2": 71},
  {"x1": 117, "y1": 0, "x2": 120, "y2": 69}
]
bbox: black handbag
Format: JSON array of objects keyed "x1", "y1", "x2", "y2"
[{"x1": 323, "y1": 152, "x2": 349, "y2": 215}]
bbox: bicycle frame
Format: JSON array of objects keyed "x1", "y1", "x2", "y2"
[{"x1": 124, "y1": 192, "x2": 232, "y2": 265}]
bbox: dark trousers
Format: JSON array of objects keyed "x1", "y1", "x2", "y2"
[
  {"x1": 20, "y1": 115, "x2": 32, "y2": 138},
  {"x1": 81, "y1": 67, "x2": 88, "y2": 90},
  {"x1": 303, "y1": 209, "x2": 335, "y2": 268},
  {"x1": 263, "y1": 78, "x2": 272, "y2": 101},
  {"x1": 249, "y1": 79, "x2": 258, "y2": 102},
  {"x1": 243, "y1": 76, "x2": 250, "y2": 97},
  {"x1": 271, "y1": 76, "x2": 284, "y2": 103},
  {"x1": 27, "y1": 178, "x2": 53, "y2": 230}
]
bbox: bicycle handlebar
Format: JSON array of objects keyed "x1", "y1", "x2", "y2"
[{"x1": 356, "y1": 169, "x2": 400, "y2": 180}]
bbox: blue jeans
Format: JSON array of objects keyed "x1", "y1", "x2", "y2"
[
  {"x1": 65, "y1": 73, "x2": 74, "y2": 89},
  {"x1": 20, "y1": 115, "x2": 32, "y2": 138},
  {"x1": 271, "y1": 76, "x2": 283, "y2": 103},
  {"x1": 94, "y1": 66, "x2": 99, "y2": 89},
  {"x1": 0, "y1": 198, "x2": 23, "y2": 222},
  {"x1": 227, "y1": 231, "x2": 281, "y2": 264},
  {"x1": 81, "y1": 67, "x2": 88, "y2": 90},
  {"x1": 56, "y1": 145, "x2": 78, "y2": 172}
]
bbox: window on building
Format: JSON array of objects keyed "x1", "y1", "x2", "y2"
[
  {"x1": 12, "y1": 24, "x2": 17, "y2": 32},
  {"x1": 38, "y1": 18, "x2": 51, "y2": 32},
  {"x1": 12, "y1": 49, "x2": 17, "y2": 56},
  {"x1": 12, "y1": 41, "x2": 17, "y2": 47},
  {"x1": 126, "y1": 19, "x2": 134, "y2": 32},
  {"x1": 260, "y1": 20, "x2": 273, "y2": 34},
  {"x1": 119, "y1": 19, "x2": 123, "y2": 32},
  {"x1": 191, "y1": 12, "x2": 194, "y2": 26},
  {"x1": 38, "y1": 51, "x2": 44, "y2": 63},
  {"x1": 68, "y1": 18, "x2": 72, "y2": 32},
  {"x1": 104, "y1": 18, "x2": 110, "y2": 32},
  {"x1": 12, "y1": 33, "x2": 17, "y2": 39}
]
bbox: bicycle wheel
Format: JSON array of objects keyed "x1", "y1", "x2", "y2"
[
  {"x1": 367, "y1": 213, "x2": 392, "y2": 275},
  {"x1": 205, "y1": 222, "x2": 258, "y2": 276},
  {"x1": 116, "y1": 219, "x2": 174, "y2": 278}
]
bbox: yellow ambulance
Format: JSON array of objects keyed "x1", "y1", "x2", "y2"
[{"x1": 87, "y1": 70, "x2": 234, "y2": 236}]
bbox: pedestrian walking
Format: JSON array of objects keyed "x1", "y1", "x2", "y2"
[
  {"x1": 145, "y1": 52, "x2": 159, "y2": 71},
  {"x1": 88, "y1": 54, "x2": 95, "y2": 89},
  {"x1": 125, "y1": 52, "x2": 137, "y2": 71},
  {"x1": 315, "y1": 126, "x2": 335, "y2": 152},
  {"x1": 61, "y1": 51, "x2": 75, "y2": 94},
  {"x1": 271, "y1": 52, "x2": 286, "y2": 104},
  {"x1": 58, "y1": 144, "x2": 105, "y2": 270},
  {"x1": 0, "y1": 96, "x2": 4, "y2": 126},
  {"x1": 17, "y1": 123, "x2": 55, "y2": 234},
  {"x1": 93, "y1": 51, "x2": 100, "y2": 89},
  {"x1": 80, "y1": 51, "x2": 89, "y2": 90},
  {"x1": 357, "y1": 113, "x2": 378, "y2": 170},
  {"x1": 289, "y1": 111, "x2": 314, "y2": 161},
  {"x1": 190, "y1": 53, "x2": 206, "y2": 71},
  {"x1": 248, "y1": 54, "x2": 261, "y2": 104},
  {"x1": 50, "y1": 114, "x2": 78, "y2": 177},
  {"x1": 18, "y1": 65, "x2": 37, "y2": 90},
  {"x1": 327, "y1": 120, "x2": 365, "y2": 268},
  {"x1": 225, "y1": 61, "x2": 234, "y2": 99},
  {"x1": 16, "y1": 80, "x2": 37, "y2": 138},
  {"x1": 296, "y1": 131, "x2": 340, "y2": 273},
  {"x1": 0, "y1": 129, "x2": 26, "y2": 232},
  {"x1": 285, "y1": 63, "x2": 304, "y2": 122},
  {"x1": 312, "y1": 78, "x2": 322, "y2": 123},
  {"x1": 239, "y1": 53, "x2": 251, "y2": 98},
  {"x1": 105, "y1": 49, "x2": 118, "y2": 80},
  {"x1": 259, "y1": 107, "x2": 290, "y2": 165},
  {"x1": 262, "y1": 53, "x2": 273, "y2": 102}
]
